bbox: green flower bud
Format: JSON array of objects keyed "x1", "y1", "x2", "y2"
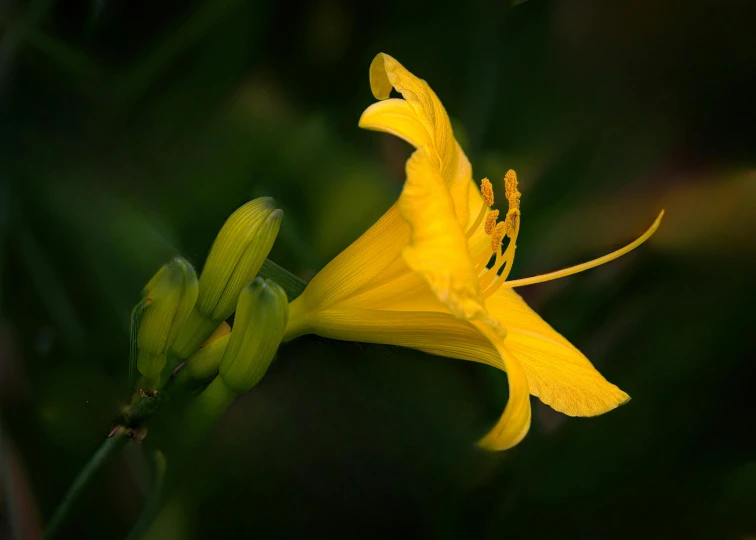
[
  {"x1": 219, "y1": 277, "x2": 288, "y2": 394},
  {"x1": 182, "y1": 279, "x2": 287, "y2": 442},
  {"x1": 133, "y1": 257, "x2": 198, "y2": 379},
  {"x1": 177, "y1": 322, "x2": 230, "y2": 387},
  {"x1": 170, "y1": 198, "x2": 283, "y2": 360},
  {"x1": 199, "y1": 199, "x2": 283, "y2": 321}
]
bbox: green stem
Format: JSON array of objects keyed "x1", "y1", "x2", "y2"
[
  {"x1": 183, "y1": 377, "x2": 238, "y2": 446},
  {"x1": 44, "y1": 427, "x2": 129, "y2": 539},
  {"x1": 125, "y1": 451, "x2": 167, "y2": 540},
  {"x1": 44, "y1": 384, "x2": 175, "y2": 538},
  {"x1": 44, "y1": 258, "x2": 305, "y2": 538}
]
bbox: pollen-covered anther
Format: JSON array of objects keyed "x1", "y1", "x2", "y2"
[
  {"x1": 505, "y1": 209, "x2": 520, "y2": 238},
  {"x1": 481, "y1": 178, "x2": 494, "y2": 207},
  {"x1": 483, "y1": 210, "x2": 500, "y2": 235},
  {"x1": 504, "y1": 170, "x2": 520, "y2": 211},
  {"x1": 466, "y1": 179, "x2": 495, "y2": 238},
  {"x1": 490, "y1": 221, "x2": 507, "y2": 252}
]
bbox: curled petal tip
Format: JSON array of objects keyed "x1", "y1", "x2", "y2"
[{"x1": 369, "y1": 52, "x2": 396, "y2": 100}]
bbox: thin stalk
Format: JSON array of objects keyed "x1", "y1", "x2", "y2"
[
  {"x1": 125, "y1": 451, "x2": 167, "y2": 540},
  {"x1": 44, "y1": 258, "x2": 306, "y2": 538},
  {"x1": 44, "y1": 427, "x2": 128, "y2": 539}
]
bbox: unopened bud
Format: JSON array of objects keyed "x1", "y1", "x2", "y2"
[
  {"x1": 219, "y1": 277, "x2": 288, "y2": 394},
  {"x1": 199, "y1": 198, "x2": 283, "y2": 321},
  {"x1": 178, "y1": 322, "x2": 230, "y2": 386},
  {"x1": 182, "y1": 279, "x2": 288, "y2": 442},
  {"x1": 170, "y1": 198, "x2": 283, "y2": 360},
  {"x1": 133, "y1": 257, "x2": 198, "y2": 378}
]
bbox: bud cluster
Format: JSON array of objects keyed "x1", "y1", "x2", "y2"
[{"x1": 131, "y1": 197, "x2": 286, "y2": 398}]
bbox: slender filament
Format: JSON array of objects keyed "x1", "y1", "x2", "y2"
[{"x1": 501, "y1": 211, "x2": 664, "y2": 289}]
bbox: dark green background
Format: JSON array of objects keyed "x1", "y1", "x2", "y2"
[{"x1": 1, "y1": 0, "x2": 755, "y2": 538}]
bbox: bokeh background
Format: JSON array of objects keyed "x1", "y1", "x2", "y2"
[{"x1": 1, "y1": 0, "x2": 755, "y2": 538}]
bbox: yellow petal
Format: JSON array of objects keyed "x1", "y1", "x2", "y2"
[
  {"x1": 290, "y1": 203, "x2": 409, "y2": 316},
  {"x1": 368, "y1": 54, "x2": 454, "y2": 163},
  {"x1": 399, "y1": 149, "x2": 484, "y2": 320},
  {"x1": 486, "y1": 288, "x2": 630, "y2": 417},
  {"x1": 473, "y1": 321, "x2": 532, "y2": 451},
  {"x1": 332, "y1": 268, "x2": 430, "y2": 311},
  {"x1": 289, "y1": 307, "x2": 503, "y2": 370},
  {"x1": 319, "y1": 185, "x2": 492, "y2": 313},
  {"x1": 291, "y1": 306, "x2": 530, "y2": 451},
  {"x1": 359, "y1": 98, "x2": 435, "y2": 150},
  {"x1": 325, "y1": 267, "x2": 629, "y2": 418},
  {"x1": 364, "y1": 53, "x2": 471, "y2": 226}
]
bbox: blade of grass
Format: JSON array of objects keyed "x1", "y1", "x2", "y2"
[{"x1": 258, "y1": 258, "x2": 307, "y2": 301}]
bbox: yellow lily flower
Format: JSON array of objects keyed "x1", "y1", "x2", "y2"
[{"x1": 283, "y1": 53, "x2": 663, "y2": 451}]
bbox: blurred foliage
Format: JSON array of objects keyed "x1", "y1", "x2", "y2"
[{"x1": 1, "y1": 0, "x2": 755, "y2": 538}]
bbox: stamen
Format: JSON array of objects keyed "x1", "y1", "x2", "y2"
[
  {"x1": 490, "y1": 221, "x2": 506, "y2": 253},
  {"x1": 480, "y1": 170, "x2": 522, "y2": 298},
  {"x1": 465, "y1": 179, "x2": 494, "y2": 238},
  {"x1": 473, "y1": 247, "x2": 495, "y2": 269},
  {"x1": 481, "y1": 234, "x2": 518, "y2": 297},
  {"x1": 484, "y1": 210, "x2": 500, "y2": 235},
  {"x1": 503, "y1": 170, "x2": 521, "y2": 242},
  {"x1": 482, "y1": 251, "x2": 515, "y2": 298},
  {"x1": 504, "y1": 169, "x2": 520, "y2": 210},
  {"x1": 479, "y1": 251, "x2": 508, "y2": 290},
  {"x1": 477, "y1": 246, "x2": 501, "y2": 278},
  {"x1": 504, "y1": 209, "x2": 520, "y2": 238},
  {"x1": 470, "y1": 169, "x2": 536, "y2": 298},
  {"x1": 481, "y1": 178, "x2": 494, "y2": 206},
  {"x1": 500, "y1": 211, "x2": 665, "y2": 289}
]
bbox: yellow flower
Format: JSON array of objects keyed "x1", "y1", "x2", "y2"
[{"x1": 283, "y1": 53, "x2": 663, "y2": 451}]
